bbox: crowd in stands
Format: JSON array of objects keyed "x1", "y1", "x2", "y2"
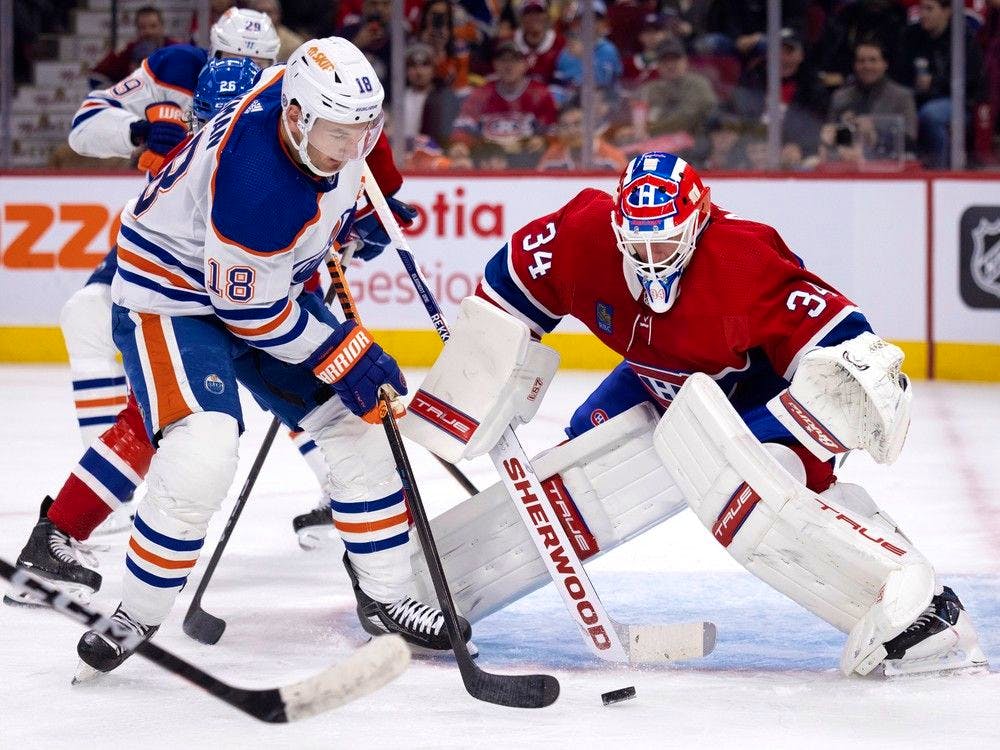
[{"x1": 25, "y1": 0, "x2": 1000, "y2": 171}]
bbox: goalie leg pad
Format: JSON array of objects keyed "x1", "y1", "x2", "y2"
[
  {"x1": 400, "y1": 296, "x2": 559, "y2": 463},
  {"x1": 655, "y1": 373, "x2": 935, "y2": 674},
  {"x1": 410, "y1": 402, "x2": 687, "y2": 622}
]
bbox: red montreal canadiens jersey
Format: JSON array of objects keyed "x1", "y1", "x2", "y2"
[{"x1": 477, "y1": 188, "x2": 863, "y2": 407}]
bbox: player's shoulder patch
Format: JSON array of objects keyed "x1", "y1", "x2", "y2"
[
  {"x1": 145, "y1": 44, "x2": 207, "y2": 95},
  {"x1": 210, "y1": 90, "x2": 325, "y2": 255}
]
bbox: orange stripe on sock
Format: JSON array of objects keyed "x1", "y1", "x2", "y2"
[
  {"x1": 334, "y1": 511, "x2": 408, "y2": 535},
  {"x1": 74, "y1": 396, "x2": 128, "y2": 408},
  {"x1": 139, "y1": 313, "x2": 193, "y2": 430},
  {"x1": 129, "y1": 537, "x2": 196, "y2": 570}
]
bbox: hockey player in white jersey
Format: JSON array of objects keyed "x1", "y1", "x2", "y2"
[{"x1": 74, "y1": 38, "x2": 471, "y2": 679}]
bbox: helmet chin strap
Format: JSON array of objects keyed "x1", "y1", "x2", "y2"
[{"x1": 281, "y1": 111, "x2": 339, "y2": 178}]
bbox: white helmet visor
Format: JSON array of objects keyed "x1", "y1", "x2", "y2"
[{"x1": 306, "y1": 113, "x2": 384, "y2": 163}]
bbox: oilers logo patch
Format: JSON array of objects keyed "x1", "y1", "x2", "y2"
[
  {"x1": 204, "y1": 374, "x2": 225, "y2": 395},
  {"x1": 596, "y1": 302, "x2": 613, "y2": 334}
]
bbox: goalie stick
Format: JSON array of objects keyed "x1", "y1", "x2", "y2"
[
  {"x1": 0, "y1": 558, "x2": 409, "y2": 723},
  {"x1": 361, "y1": 165, "x2": 715, "y2": 665},
  {"x1": 327, "y1": 253, "x2": 559, "y2": 709}
]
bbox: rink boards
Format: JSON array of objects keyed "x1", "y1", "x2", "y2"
[{"x1": 1, "y1": 171, "x2": 998, "y2": 381}]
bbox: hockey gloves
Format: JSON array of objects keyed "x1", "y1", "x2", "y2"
[
  {"x1": 350, "y1": 195, "x2": 418, "y2": 261},
  {"x1": 131, "y1": 102, "x2": 188, "y2": 174},
  {"x1": 313, "y1": 320, "x2": 407, "y2": 423}
]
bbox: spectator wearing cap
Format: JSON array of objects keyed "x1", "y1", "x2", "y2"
[
  {"x1": 622, "y1": 13, "x2": 670, "y2": 88},
  {"x1": 510, "y1": 0, "x2": 566, "y2": 85},
  {"x1": 250, "y1": 0, "x2": 303, "y2": 63},
  {"x1": 91, "y1": 6, "x2": 179, "y2": 86},
  {"x1": 402, "y1": 42, "x2": 461, "y2": 152},
  {"x1": 814, "y1": 0, "x2": 906, "y2": 90},
  {"x1": 732, "y1": 27, "x2": 828, "y2": 159},
  {"x1": 537, "y1": 102, "x2": 628, "y2": 171},
  {"x1": 827, "y1": 41, "x2": 917, "y2": 148},
  {"x1": 891, "y1": 0, "x2": 985, "y2": 167},
  {"x1": 552, "y1": 1, "x2": 623, "y2": 104},
  {"x1": 450, "y1": 41, "x2": 559, "y2": 168},
  {"x1": 636, "y1": 36, "x2": 717, "y2": 141},
  {"x1": 702, "y1": 0, "x2": 808, "y2": 59}
]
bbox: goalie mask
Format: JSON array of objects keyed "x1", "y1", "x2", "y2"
[
  {"x1": 210, "y1": 8, "x2": 280, "y2": 67},
  {"x1": 281, "y1": 38, "x2": 385, "y2": 177},
  {"x1": 611, "y1": 152, "x2": 711, "y2": 313}
]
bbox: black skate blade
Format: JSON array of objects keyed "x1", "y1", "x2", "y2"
[{"x1": 182, "y1": 607, "x2": 226, "y2": 645}]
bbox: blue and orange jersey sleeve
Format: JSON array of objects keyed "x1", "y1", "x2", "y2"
[{"x1": 476, "y1": 191, "x2": 597, "y2": 336}]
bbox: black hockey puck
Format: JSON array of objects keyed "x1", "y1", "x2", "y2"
[{"x1": 601, "y1": 686, "x2": 636, "y2": 706}]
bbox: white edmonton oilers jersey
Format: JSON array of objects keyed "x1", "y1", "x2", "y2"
[
  {"x1": 69, "y1": 44, "x2": 208, "y2": 159},
  {"x1": 110, "y1": 66, "x2": 363, "y2": 365}
]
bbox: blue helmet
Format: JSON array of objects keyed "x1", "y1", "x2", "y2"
[{"x1": 191, "y1": 58, "x2": 262, "y2": 125}]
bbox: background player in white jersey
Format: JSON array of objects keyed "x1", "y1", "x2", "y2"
[
  {"x1": 2, "y1": 59, "x2": 263, "y2": 609},
  {"x1": 75, "y1": 38, "x2": 471, "y2": 679}
]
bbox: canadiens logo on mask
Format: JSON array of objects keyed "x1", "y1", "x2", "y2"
[{"x1": 618, "y1": 175, "x2": 680, "y2": 228}]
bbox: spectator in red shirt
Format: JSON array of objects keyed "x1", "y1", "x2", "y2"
[
  {"x1": 91, "y1": 5, "x2": 179, "y2": 87},
  {"x1": 450, "y1": 40, "x2": 559, "y2": 168},
  {"x1": 511, "y1": 0, "x2": 565, "y2": 85}
]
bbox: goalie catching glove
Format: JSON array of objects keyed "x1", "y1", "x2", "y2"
[
  {"x1": 311, "y1": 320, "x2": 407, "y2": 424},
  {"x1": 400, "y1": 296, "x2": 559, "y2": 462},
  {"x1": 767, "y1": 332, "x2": 912, "y2": 464}
]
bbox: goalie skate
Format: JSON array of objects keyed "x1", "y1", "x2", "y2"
[
  {"x1": 878, "y1": 586, "x2": 989, "y2": 678},
  {"x1": 3, "y1": 497, "x2": 102, "y2": 607}
]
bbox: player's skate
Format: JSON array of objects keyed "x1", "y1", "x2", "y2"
[
  {"x1": 342, "y1": 552, "x2": 474, "y2": 655},
  {"x1": 73, "y1": 604, "x2": 159, "y2": 683},
  {"x1": 292, "y1": 500, "x2": 337, "y2": 550},
  {"x1": 3, "y1": 497, "x2": 102, "y2": 607},
  {"x1": 877, "y1": 586, "x2": 989, "y2": 677}
]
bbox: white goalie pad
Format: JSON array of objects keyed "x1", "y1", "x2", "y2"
[
  {"x1": 410, "y1": 402, "x2": 687, "y2": 623},
  {"x1": 655, "y1": 373, "x2": 935, "y2": 675},
  {"x1": 399, "y1": 296, "x2": 559, "y2": 463},
  {"x1": 766, "y1": 332, "x2": 913, "y2": 464}
]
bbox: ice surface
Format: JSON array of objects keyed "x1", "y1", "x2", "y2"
[{"x1": 1, "y1": 366, "x2": 998, "y2": 749}]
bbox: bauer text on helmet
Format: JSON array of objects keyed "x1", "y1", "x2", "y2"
[
  {"x1": 280, "y1": 38, "x2": 385, "y2": 177},
  {"x1": 611, "y1": 152, "x2": 711, "y2": 313},
  {"x1": 210, "y1": 8, "x2": 280, "y2": 67}
]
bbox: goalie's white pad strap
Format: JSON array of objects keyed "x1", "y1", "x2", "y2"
[
  {"x1": 412, "y1": 403, "x2": 687, "y2": 622},
  {"x1": 766, "y1": 332, "x2": 913, "y2": 464},
  {"x1": 400, "y1": 296, "x2": 559, "y2": 462},
  {"x1": 655, "y1": 373, "x2": 934, "y2": 673}
]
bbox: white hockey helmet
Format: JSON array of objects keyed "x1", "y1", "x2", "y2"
[
  {"x1": 210, "y1": 8, "x2": 280, "y2": 66},
  {"x1": 280, "y1": 38, "x2": 385, "y2": 177}
]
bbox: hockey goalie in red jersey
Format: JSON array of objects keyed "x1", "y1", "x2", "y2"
[{"x1": 403, "y1": 151, "x2": 989, "y2": 678}]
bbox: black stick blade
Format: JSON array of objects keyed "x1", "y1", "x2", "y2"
[
  {"x1": 182, "y1": 605, "x2": 226, "y2": 645},
  {"x1": 464, "y1": 671, "x2": 560, "y2": 709}
]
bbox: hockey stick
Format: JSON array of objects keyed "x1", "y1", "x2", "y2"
[
  {"x1": 182, "y1": 244, "x2": 359, "y2": 645},
  {"x1": 362, "y1": 165, "x2": 716, "y2": 665},
  {"x1": 0, "y1": 558, "x2": 409, "y2": 722},
  {"x1": 327, "y1": 253, "x2": 558, "y2": 709}
]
